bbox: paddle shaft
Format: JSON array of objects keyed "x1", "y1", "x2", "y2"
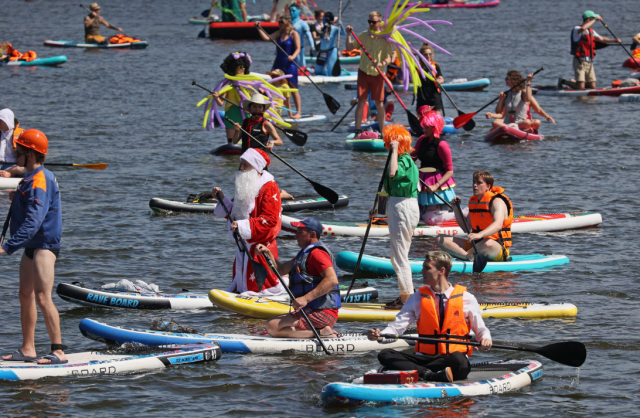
[
  {"x1": 331, "y1": 102, "x2": 356, "y2": 131},
  {"x1": 472, "y1": 67, "x2": 544, "y2": 116},
  {"x1": 80, "y1": 5, "x2": 131, "y2": 37},
  {"x1": 197, "y1": 1, "x2": 217, "y2": 38},
  {"x1": 384, "y1": 334, "x2": 531, "y2": 354},
  {"x1": 344, "y1": 149, "x2": 393, "y2": 299},
  {"x1": 0, "y1": 199, "x2": 13, "y2": 247},
  {"x1": 600, "y1": 20, "x2": 640, "y2": 67},
  {"x1": 261, "y1": 254, "x2": 331, "y2": 355},
  {"x1": 419, "y1": 177, "x2": 452, "y2": 210},
  {"x1": 331, "y1": 0, "x2": 343, "y2": 77}
]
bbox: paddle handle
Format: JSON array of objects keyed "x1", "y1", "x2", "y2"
[
  {"x1": 261, "y1": 254, "x2": 332, "y2": 355},
  {"x1": 474, "y1": 66, "x2": 544, "y2": 114},
  {"x1": 601, "y1": 21, "x2": 640, "y2": 67}
]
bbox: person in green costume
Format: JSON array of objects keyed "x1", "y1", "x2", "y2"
[{"x1": 221, "y1": 0, "x2": 247, "y2": 22}]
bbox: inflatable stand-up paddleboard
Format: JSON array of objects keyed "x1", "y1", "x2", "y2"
[
  {"x1": 533, "y1": 84, "x2": 640, "y2": 97},
  {"x1": 417, "y1": 0, "x2": 500, "y2": 9},
  {"x1": 209, "y1": 22, "x2": 278, "y2": 40},
  {"x1": 1, "y1": 56, "x2": 67, "y2": 67},
  {"x1": 484, "y1": 125, "x2": 545, "y2": 143},
  {"x1": 43, "y1": 40, "x2": 148, "y2": 49}
]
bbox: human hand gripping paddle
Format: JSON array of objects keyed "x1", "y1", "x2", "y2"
[
  {"x1": 79, "y1": 5, "x2": 131, "y2": 38},
  {"x1": 260, "y1": 253, "x2": 331, "y2": 355},
  {"x1": 255, "y1": 22, "x2": 341, "y2": 114},
  {"x1": 381, "y1": 334, "x2": 587, "y2": 367},
  {"x1": 223, "y1": 115, "x2": 339, "y2": 205},
  {"x1": 192, "y1": 80, "x2": 307, "y2": 146},
  {"x1": 453, "y1": 66, "x2": 544, "y2": 130},
  {"x1": 0, "y1": 161, "x2": 107, "y2": 170},
  {"x1": 349, "y1": 31, "x2": 422, "y2": 135},
  {"x1": 599, "y1": 19, "x2": 640, "y2": 68},
  {"x1": 214, "y1": 191, "x2": 269, "y2": 290},
  {"x1": 344, "y1": 149, "x2": 394, "y2": 299}
]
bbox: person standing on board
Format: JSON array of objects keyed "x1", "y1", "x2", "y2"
[
  {"x1": 0, "y1": 130, "x2": 66, "y2": 365},
  {"x1": 314, "y1": 12, "x2": 346, "y2": 76},
  {"x1": 345, "y1": 12, "x2": 393, "y2": 138},
  {"x1": 257, "y1": 217, "x2": 342, "y2": 338},
  {"x1": 221, "y1": 0, "x2": 247, "y2": 22},
  {"x1": 436, "y1": 171, "x2": 513, "y2": 263},
  {"x1": 415, "y1": 44, "x2": 445, "y2": 116},
  {"x1": 84, "y1": 3, "x2": 123, "y2": 45},
  {"x1": 212, "y1": 148, "x2": 285, "y2": 297},
  {"x1": 368, "y1": 251, "x2": 492, "y2": 382},
  {"x1": 558, "y1": 11, "x2": 620, "y2": 90},
  {"x1": 289, "y1": 3, "x2": 313, "y2": 68}
]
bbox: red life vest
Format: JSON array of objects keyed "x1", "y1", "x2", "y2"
[
  {"x1": 571, "y1": 28, "x2": 596, "y2": 59},
  {"x1": 415, "y1": 285, "x2": 473, "y2": 356}
]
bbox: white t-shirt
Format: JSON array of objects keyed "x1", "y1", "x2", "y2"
[{"x1": 572, "y1": 26, "x2": 600, "y2": 61}]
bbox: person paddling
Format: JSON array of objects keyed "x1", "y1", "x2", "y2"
[
  {"x1": 84, "y1": 3, "x2": 124, "y2": 45},
  {"x1": 368, "y1": 251, "x2": 492, "y2": 382},
  {"x1": 257, "y1": 217, "x2": 342, "y2": 339},
  {"x1": 230, "y1": 93, "x2": 283, "y2": 153},
  {"x1": 486, "y1": 71, "x2": 538, "y2": 132},
  {"x1": 314, "y1": 12, "x2": 346, "y2": 76},
  {"x1": 558, "y1": 11, "x2": 620, "y2": 90},
  {"x1": 0, "y1": 108, "x2": 26, "y2": 177},
  {"x1": 415, "y1": 44, "x2": 445, "y2": 116},
  {"x1": 0, "y1": 130, "x2": 66, "y2": 365},
  {"x1": 436, "y1": 171, "x2": 513, "y2": 263}
]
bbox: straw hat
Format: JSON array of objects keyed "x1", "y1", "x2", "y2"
[
  {"x1": 90, "y1": 3, "x2": 101, "y2": 11},
  {"x1": 242, "y1": 93, "x2": 271, "y2": 113}
]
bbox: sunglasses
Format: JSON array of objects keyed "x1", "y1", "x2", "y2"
[
  {"x1": 424, "y1": 53, "x2": 433, "y2": 56},
  {"x1": 368, "y1": 20, "x2": 380, "y2": 24}
]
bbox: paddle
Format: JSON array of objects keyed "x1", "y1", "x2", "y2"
[
  {"x1": 79, "y1": 5, "x2": 133, "y2": 38},
  {"x1": 330, "y1": 0, "x2": 343, "y2": 77},
  {"x1": 1, "y1": 161, "x2": 107, "y2": 170},
  {"x1": 454, "y1": 200, "x2": 487, "y2": 273},
  {"x1": 600, "y1": 20, "x2": 640, "y2": 68},
  {"x1": 418, "y1": 176, "x2": 452, "y2": 210},
  {"x1": 330, "y1": 102, "x2": 357, "y2": 131},
  {"x1": 256, "y1": 22, "x2": 341, "y2": 114},
  {"x1": 381, "y1": 334, "x2": 587, "y2": 367},
  {"x1": 192, "y1": 80, "x2": 307, "y2": 146},
  {"x1": 437, "y1": 77, "x2": 475, "y2": 131},
  {"x1": 198, "y1": 0, "x2": 217, "y2": 38},
  {"x1": 224, "y1": 115, "x2": 339, "y2": 204},
  {"x1": 215, "y1": 192, "x2": 269, "y2": 290},
  {"x1": 0, "y1": 200, "x2": 13, "y2": 248},
  {"x1": 453, "y1": 66, "x2": 544, "y2": 130},
  {"x1": 349, "y1": 31, "x2": 422, "y2": 135},
  {"x1": 260, "y1": 253, "x2": 331, "y2": 355},
  {"x1": 344, "y1": 149, "x2": 393, "y2": 299}
]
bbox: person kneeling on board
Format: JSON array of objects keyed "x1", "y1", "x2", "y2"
[
  {"x1": 436, "y1": 170, "x2": 513, "y2": 262},
  {"x1": 368, "y1": 251, "x2": 491, "y2": 382},
  {"x1": 257, "y1": 217, "x2": 342, "y2": 338},
  {"x1": 213, "y1": 148, "x2": 285, "y2": 297},
  {"x1": 231, "y1": 93, "x2": 283, "y2": 153}
]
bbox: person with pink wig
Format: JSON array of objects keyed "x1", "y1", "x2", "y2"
[{"x1": 411, "y1": 107, "x2": 457, "y2": 225}]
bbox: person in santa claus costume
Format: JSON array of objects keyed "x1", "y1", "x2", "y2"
[{"x1": 212, "y1": 148, "x2": 285, "y2": 296}]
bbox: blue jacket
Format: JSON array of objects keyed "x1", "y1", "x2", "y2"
[{"x1": 2, "y1": 166, "x2": 62, "y2": 255}]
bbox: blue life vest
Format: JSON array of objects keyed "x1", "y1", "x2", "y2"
[{"x1": 289, "y1": 241, "x2": 342, "y2": 310}]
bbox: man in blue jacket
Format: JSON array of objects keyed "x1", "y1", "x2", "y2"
[{"x1": 0, "y1": 129, "x2": 66, "y2": 364}]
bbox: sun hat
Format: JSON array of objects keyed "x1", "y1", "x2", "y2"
[{"x1": 242, "y1": 93, "x2": 271, "y2": 113}]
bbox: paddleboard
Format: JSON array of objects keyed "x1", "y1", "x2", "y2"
[
  {"x1": 0, "y1": 344, "x2": 221, "y2": 381},
  {"x1": 417, "y1": 0, "x2": 500, "y2": 9},
  {"x1": 0, "y1": 177, "x2": 21, "y2": 190},
  {"x1": 484, "y1": 125, "x2": 545, "y2": 143},
  {"x1": 344, "y1": 78, "x2": 490, "y2": 92},
  {"x1": 336, "y1": 252, "x2": 569, "y2": 275},
  {"x1": 209, "y1": 22, "x2": 278, "y2": 40},
  {"x1": 282, "y1": 114, "x2": 327, "y2": 123},
  {"x1": 619, "y1": 94, "x2": 640, "y2": 102},
  {"x1": 208, "y1": 289, "x2": 578, "y2": 322},
  {"x1": 305, "y1": 55, "x2": 361, "y2": 64},
  {"x1": 349, "y1": 117, "x2": 458, "y2": 134},
  {"x1": 79, "y1": 318, "x2": 412, "y2": 354},
  {"x1": 281, "y1": 211, "x2": 602, "y2": 238},
  {"x1": 321, "y1": 360, "x2": 542, "y2": 405},
  {"x1": 149, "y1": 194, "x2": 349, "y2": 215},
  {"x1": 299, "y1": 74, "x2": 358, "y2": 84},
  {"x1": 344, "y1": 135, "x2": 387, "y2": 152},
  {"x1": 0, "y1": 56, "x2": 67, "y2": 67},
  {"x1": 56, "y1": 282, "x2": 378, "y2": 310},
  {"x1": 211, "y1": 142, "x2": 242, "y2": 156},
  {"x1": 43, "y1": 40, "x2": 148, "y2": 49},
  {"x1": 533, "y1": 85, "x2": 640, "y2": 97}
]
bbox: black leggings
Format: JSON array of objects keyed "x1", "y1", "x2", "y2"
[
  {"x1": 24, "y1": 248, "x2": 60, "y2": 260},
  {"x1": 378, "y1": 349, "x2": 471, "y2": 381}
]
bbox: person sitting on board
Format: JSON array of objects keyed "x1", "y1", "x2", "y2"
[
  {"x1": 436, "y1": 171, "x2": 513, "y2": 263},
  {"x1": 256, "y1": 16, "x2": 303, "y2": 120},
  {"x1": 213, "y1": 148, "x2": 285, "y2": 297},
  {"x1": 378, "y1": 124, "x2": 419, "y2": 310},
  {"x1": 368, "y1": 251, "x2": 492, "y2": 382},
  {"x1": 0, "y1": 108, "x2": 26, "y2": 177},
  {"x1": 485, "y1": 70, "x2": 538, "y2": 132},
  {"x1": 313, "y1": 12, "x2": 346, "y2": 76},
  {"x1": 257, "y1": 217, "x2": 342, "y2": 338},
  {"x1": 289, "y1": 3, "x2": 313, "y2": 68},
  {"x1": 415, "y1": 43, "x2": 445, "y2": 116},
  {"x1": 558, "y1": 11, "x2": 620, "y2": 90},
  {"x1": 230, "y1": 93, "x2": 283, "y2": 154},
  {"x1": 220, "y1": 0, "x2": 247, "y2": 22},
  {"x1": 84, "y1": 3, "x2": 124, "y2": 45},
  {"x1": 345, "y1": 11, "x2": 393, "y2": 138},
  {"x1": 310, "y1": 9, "x2": 325, "y2": 53},
  {"x1": 411, "y1": 108, "x2": 457, "y2": 226},
  {"x1": 0, "y1": 130, "x2": 67, "y2": 364}
]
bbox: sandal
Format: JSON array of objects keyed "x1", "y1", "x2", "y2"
[
  {"x1": 384, "y1": 297, "x2": 404, "y2": 310},
  {"x1": 39, "y1": 352, "x2": 68, "y2": 365},
  {"x1": 2, "y1": 348, "x2": 37, "y2": 362}
]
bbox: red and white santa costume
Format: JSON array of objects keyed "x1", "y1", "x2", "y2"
[{"x1": 213, "y1": 149, "x2": 285, "y2": 296}]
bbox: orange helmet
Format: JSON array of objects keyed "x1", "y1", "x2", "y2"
[{"x1": 16, "y1": 129, "x2": 48, "y2": 155}]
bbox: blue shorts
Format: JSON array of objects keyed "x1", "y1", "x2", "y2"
[{"x1": 418, "y1": 187, "x2": 456, "y2": 206}]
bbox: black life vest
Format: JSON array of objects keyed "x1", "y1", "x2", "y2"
[
  {"x1": 416, "y1": 136, "x2": 446, "y2": 172},
  {"x1": 240, "y1": 117, "x2": 269, "y2": 153}
]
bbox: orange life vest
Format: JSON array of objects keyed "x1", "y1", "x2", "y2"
[
  {"x1": 468, "y1": 186, "x2": 513, "y2": 248},
  {"x1": 12, "y1": 123, "x2": 25, "y2": 148},
  {"x1": 6, "y1": 44, "x2": 37, "y2": 62},
  {"x1": 416, "y1": 285, "x2": 473, "y2": 356},
  {"x1": 109, "y1": 34, "x2": 142, "y2": 44}
]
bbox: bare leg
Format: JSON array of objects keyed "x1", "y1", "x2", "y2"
[
  {"x1": 585, "y1": 81, "x2": 596, "y2": 89},
  {"x1": 291, "y1": 91, "x2": 302, "y2": 119},
  {"x1": 374, "y1": 100, "x2": 386, "y2": 132},
  {"x1": 435, "y1": 235, "x2": 472, "y2": 260},
  {"x1": 266, "y1": 313, "x2": 338, "y2": 338},
  {"x1": 562, "y1": 79, "x2": 585, "y2": 90},
  {"x1": 531, "y1": 119, "x2": 541, "y2": 130},
  {"x1": 354, "y1": 97, "x2": 368, "y2": 133},
  {"x1": 492, "y1": 118, "x2": 506, "y2": 129},
  {"x1": 518, "y1": 120, "x2": 532, "y2": 131},
  {"x1": 225, "y1": 128, "x2": 236, "y2": 143}
]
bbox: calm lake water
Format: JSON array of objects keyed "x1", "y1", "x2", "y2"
[{"x1": 1, "y1": 0, "x2": 639, "y2": 416}]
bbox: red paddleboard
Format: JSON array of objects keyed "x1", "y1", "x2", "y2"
[{"x1": 484, "y1": 125, "x2": 545, "y2": 143}]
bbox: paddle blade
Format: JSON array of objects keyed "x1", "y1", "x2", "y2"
[
  {"x1": 75, "y1": 163, "x2": 108, "y2": 170},
  {"x1": 331, "y1": 57, "x2": 341, "y2": 77},
  {"x1": 250, "y1": 259, "x2": 269, "y2": 292},
  {"x1": 201, "y1": 9, "x2": 210, "y2": 17},
  {"x1": 197, "y1": 28, "x2": 207, "y2": 38},
  {"x1": 453, "y1": 112, "x2": 475, "y2": 130},
  {"x1": 535, "y1": 341, "x2": 587, "y2": 367},
  {"x1": 473, "y1": 254, "x2": 488, "y2": 273},
  {"x1": 323, "y1": 93, "x2": 341, "y2": 114},
  {"x1": 406, "y1": 109, "x2": 422, "y2": 135},
  {"x1": 462, "y1": 118, "x2": 476, "y2": 132},
  {"x1": 282, "y1": 128, "x2": 307, "y2": 146},
  {"x1": 310, "y1": 180, "x2": 339, "y2": 205}
]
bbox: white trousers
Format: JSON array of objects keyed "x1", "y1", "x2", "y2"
[{"x1": 387, "y1": 196, "x2": 420, "y2": 296}]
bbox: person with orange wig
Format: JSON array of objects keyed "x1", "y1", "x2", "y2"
[{"x1": 381, "y1": 124, "x2": 419, "y2": 309}]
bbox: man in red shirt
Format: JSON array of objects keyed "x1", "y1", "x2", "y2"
[{"x1": 257, "y1": 217, "x2": 342, "y2": 338}]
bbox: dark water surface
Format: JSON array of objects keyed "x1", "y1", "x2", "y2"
[{"x1": 2, "y1": 0, "x2": 639, "y2": 416}]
